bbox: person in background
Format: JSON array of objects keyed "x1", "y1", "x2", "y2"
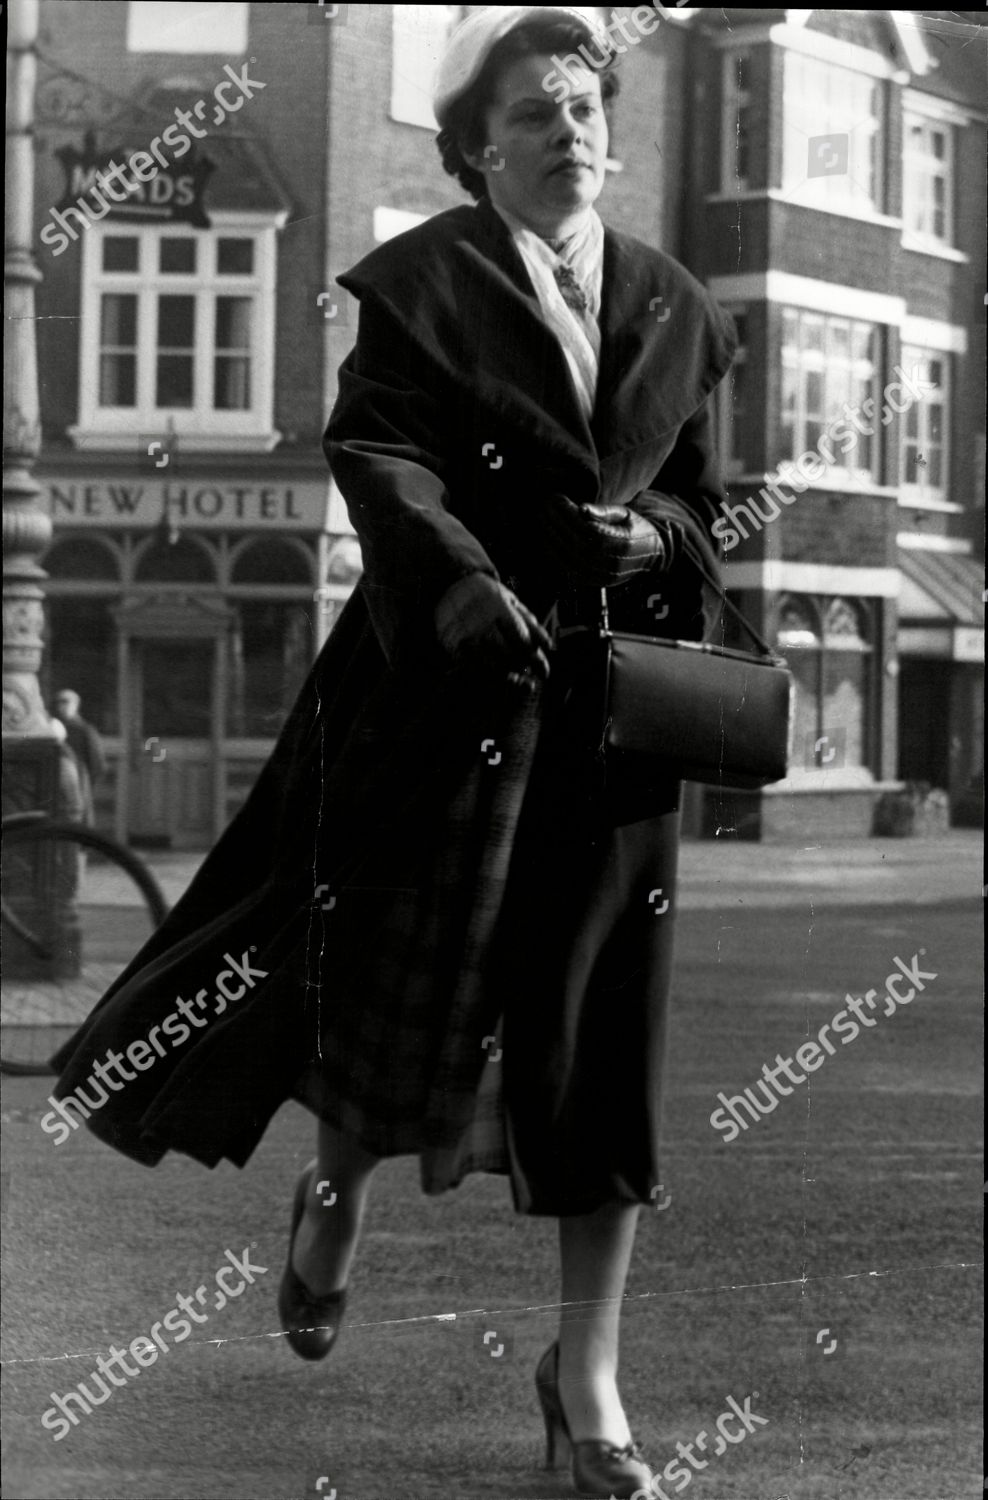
[{"x1": 53, "y1": 689, "x2": 106, "y2": 826}]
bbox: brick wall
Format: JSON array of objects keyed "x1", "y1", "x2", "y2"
[{"x1": 34, "y1": 0, "x2": 330, "y2": 445}]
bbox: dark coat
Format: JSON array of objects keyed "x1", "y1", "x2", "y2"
[{"x1": 51, "y1": 199, "x2": 735, "y2": 1211}]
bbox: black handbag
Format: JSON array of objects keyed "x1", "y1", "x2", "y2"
[{"x1": 554, "y1": 526, "x2": 794, "y2": 797}]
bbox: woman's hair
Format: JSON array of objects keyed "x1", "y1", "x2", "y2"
[{"x1": 437, "y1": 18, "x2": 621, "y2": 201}]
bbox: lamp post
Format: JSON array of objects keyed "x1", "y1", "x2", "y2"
[
  {"x1": 4, "y1": 0, "x2": 82, "y2": 980},
  {"x1": 3, "y1": 0, "x2": 78, "y2": 814}
]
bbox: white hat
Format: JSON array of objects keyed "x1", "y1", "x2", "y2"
[{"x1": 433, "y1": 5, "x2": 609, "y2": 128}]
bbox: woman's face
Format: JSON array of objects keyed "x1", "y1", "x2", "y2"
[{"x1": 465, "y1": 52, "x2": 609, "y2": 234}]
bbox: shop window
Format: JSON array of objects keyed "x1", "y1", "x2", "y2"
[
  {"x1": 780, "y1": 309, "x2": 878, "y2": 482},
  {"x1": 777, "y1": 594, "x2": 873, "y2": 770},
  {"x1": 231, "y1": 538, "x2": 312, "y2": 585},
  {"x1": 900, "y1": 345, "x2": 948, "y2": 505},
  {"x1": 776, "y1": 596, "x2": 821, "y2": 766},
  {"x1": 42, "y1": 597, "x2": 119, "y2": 735},
  {"x1": 903, "y1": 111, "x2": 954, "y2": 247},
  {"x1": 391, "y1": 5, "x2": 462, "y2": 128},
  {"x1": 228, "y1": 601, "x2": 313, "y2": 738},
  {"x1": 135, "y1": 535, "x2": 216, "y2": 584},
  {"x1": 43, "y1": 536, "x2": 120, "y2": 581},
  {"x1": 127, "y1": 1, "x2": 248, "y2": 54},
  {"x1": 72, "y1": 221, "x2": 280, "y2": 452},
  {"x1": 781, "y1": 52, "x2": 883, "y2": 215}
]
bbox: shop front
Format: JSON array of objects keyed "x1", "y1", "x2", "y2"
[{"x1": 37, "y1": 467, "x2": 361, "y2": 848}]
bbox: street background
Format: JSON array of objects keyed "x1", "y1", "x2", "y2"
[{"x1": 2, "y1": 830, "x2": 982, "y2": 1500}]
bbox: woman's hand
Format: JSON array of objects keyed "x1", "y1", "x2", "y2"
[
  {"x1": 434, "y1": 573, "x2": 552, "y2": 683},
  {"x1": 543, "y1": 496, "x2": 681, "y2": 585}
]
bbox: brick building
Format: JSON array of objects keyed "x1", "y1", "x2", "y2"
[
  {"x1": 689, "y1": 8, "x2": 985, "y2": 836},
  {"x1": 29, "y1": 4, "x2": 984, "y2": 846}
]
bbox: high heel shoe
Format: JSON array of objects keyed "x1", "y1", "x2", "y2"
[
  {"x1": 277, "y1": 1164, "x2": 348, "y2": 1361},
  {"x1": 535, "y1": 1342, "x2": 654, "y2": 1499}
]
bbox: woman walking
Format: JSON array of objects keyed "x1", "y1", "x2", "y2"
[{"x1": 52, "y1": 8, "x2": 736, "y2": 1494}]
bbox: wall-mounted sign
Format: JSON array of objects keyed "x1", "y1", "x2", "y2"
[
  {"x1": 41, "y1": 475, "x2": 331, "y2": 532},
  {"x1": 52, "y1": 129, "x2": 214, "y2": 228}
]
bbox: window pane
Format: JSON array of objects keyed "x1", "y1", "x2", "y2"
[
  {"x1": 43, "y1": 597, "x2": 119, "y2": 736},
  {"x1": 227, "y1": 601, "x2": 313, "y2": 737},
  {"x1": 214, "y1": 356, "x2": 250, "y2": 410},
  {"x1": 102, "y1": 236, "x2": 139, "y2": 272},
  {"x1": 100, "y1": 293, "x2": 137, "y2": 346},
  {"x1": 44, "y1": 538, "x2": 120, "y2": 581},
  {"x1": 135, "y1": 536, "x2": 215, "y2": 583},
  {"x1": 100, "y1": 354, "x2": 136, "y2": 406},
  {"x1": 217, "y1": 237, "x2": 254, "y2": 274},
  {"x1": 232, "y1": 538, "x2": 311, "y2": 584},
  {"x1": 851, "y1": 324, "x2": 873, "y2": 362},
  {"x1": 159, "y1": 238, "x2": 197, "y2": 274},
  {"x1": 99, "y1": 292, "x2": 137, "y2": 406},
  {"x1": 802, "y1": 317, "x2": 824, "y2": 354},
  {"x1": 157, "y1": 294, "x2": 195, "y2": 347},
  {"x1": 156, "y1": 294, "x2": 195, "y2": 406},
  {"x1": 141, "y1": 641, "x2": 212, "y2": 738},
  {"x1": 823, "y1": 650, "x2": 867, "y2": 766},
  {"x1": 828, "y1": 321, "x2": 850, "y2": 360},
  {"x1": 156, "y1": 356, "x2": 193, "y2": 406},
  {"x1": 215, "y1": 296, "x2": 250, "y2": 349}
]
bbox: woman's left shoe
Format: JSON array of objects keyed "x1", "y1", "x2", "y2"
[
  {"x1": 278, "y1": 1165, "x2": 348, "y2": 1361},
  {"x1": 534, "y1": 1342, "x2": 655, "y2": 1499}
]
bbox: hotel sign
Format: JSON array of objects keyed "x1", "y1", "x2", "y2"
[{"x1": 41, "y1": 475, "x2": 331, "y2": 532}]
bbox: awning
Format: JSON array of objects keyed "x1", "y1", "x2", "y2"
[{"x1": 897, "y1": 547, "x2": 984, "y2": 662}]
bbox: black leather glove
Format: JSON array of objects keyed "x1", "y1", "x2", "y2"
[
  {"x1": 434, "y1": 572, "x2": 552, "y2": 683},
  {"x1": 542, "y1": 496, "x2": 681, "y2": 586}
]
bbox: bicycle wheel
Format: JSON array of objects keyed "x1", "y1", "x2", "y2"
[{"x1": 0, "y1": 821, "x2": 169, "y2": 1075}]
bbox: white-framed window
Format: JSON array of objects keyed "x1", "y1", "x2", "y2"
[
  {"x1": 781, "y1": 52, "x2": 883, "y2": 214},
  {"x1": 721, "y1": 50, "x2": 754, "y2": 192},
  {"x1": 391, "y1": 5, "x2": 462, "y2": 129},
  {"x1": 127, "y1": 2, "x2": 248, "y2": 54},
  {"x1": 899, "y1": 345, "x2": 948, "y2": 504},
  {"x1": 903, "y1": 111, "x2": 953, "y2": 246},
  {"x1": 719, "y1": 305, "x2": 753, "y2": 477},
  {"x1": 70, "y1": 217, "x2": 280, "y2": 452},
  {"x1": 780, "y1": 308, "x2": 879, "y2": 483}
]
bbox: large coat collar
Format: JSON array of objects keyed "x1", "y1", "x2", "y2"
[{"x1": 337, "y1": 197, "x2": 736, "y2": 480}]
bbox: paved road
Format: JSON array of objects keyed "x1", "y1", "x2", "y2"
[{"x1": 1, "y1": 841, "x2": 982, "y2": 1499}]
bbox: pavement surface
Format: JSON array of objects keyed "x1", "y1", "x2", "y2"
[
  {"x1": 1, "y1": 832, "x2": 982, "y2": 1500},
  {"x1": 143, "y1": 829, "x2": 984, "y2": 911}
]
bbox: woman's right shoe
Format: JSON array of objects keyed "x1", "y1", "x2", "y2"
[
  {"x1": 277, "y1": 1165, "x2": 348, "y2": 1361},
  {"x1": 535, "y1": 1342, "x2": 655, "y2": 1499}
]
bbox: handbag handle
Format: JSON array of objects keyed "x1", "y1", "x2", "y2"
[{"x1": 610, "y1": 493, "x2": 779, "y2": 659}]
